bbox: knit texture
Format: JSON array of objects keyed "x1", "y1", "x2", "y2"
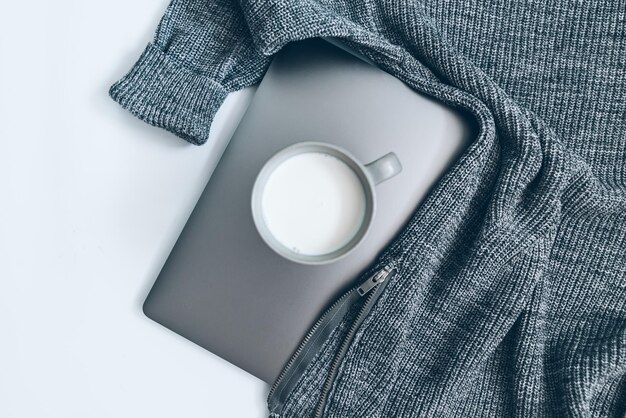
[{"x1": 110, "y1": 0, "x2": 626, "y2": 416}]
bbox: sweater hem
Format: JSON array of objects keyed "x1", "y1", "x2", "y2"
[{"x1": 109, "y1": 43, "x2": 229, "y2": 145}]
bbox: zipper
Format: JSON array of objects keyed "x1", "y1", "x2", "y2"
[
  {"x1": 312, "y1": 266, "x2": 394, "y2": 418},
  {"x1": 268, "y1": 265, "x2": 396, "y2": 415}
]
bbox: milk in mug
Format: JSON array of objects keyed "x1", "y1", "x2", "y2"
[{"x1": 261, "y1": 152, "x2": 367, "y2": 256}]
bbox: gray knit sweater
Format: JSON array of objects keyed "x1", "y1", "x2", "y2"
[{"x1": 109, "y1": 0, "x2": 626, "y2": 416}]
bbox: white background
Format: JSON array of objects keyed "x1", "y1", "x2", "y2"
[{"x1": 0, "y1": 1, "x2": 267, "y2": 417}]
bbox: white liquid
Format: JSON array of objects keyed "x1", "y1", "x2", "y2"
[{"x1": 261, "y1": 152, "x2": 367, "y2": 256}]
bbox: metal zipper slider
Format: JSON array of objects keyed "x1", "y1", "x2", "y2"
[
  {"x1": 312, "y1": 265, "x2": 396, "y2": 418},
  {"x1": 269, "y1": 264, "x2": 396, "y2": 413},
  {"x1": 357, "y1": 265, "x2": 393, "y2": 296}
]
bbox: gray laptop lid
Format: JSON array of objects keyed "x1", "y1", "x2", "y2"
[{"x1": 143, "y1": 39, "x2": 474, "y2": 383}]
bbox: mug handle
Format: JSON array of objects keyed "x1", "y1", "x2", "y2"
[{"x1": 364, "y1": 152, "x2": 402, "y2": 185}]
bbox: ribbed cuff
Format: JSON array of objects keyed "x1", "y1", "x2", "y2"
[{"x1": 109, "y1": 44, "x2": 229, "y2": 145}]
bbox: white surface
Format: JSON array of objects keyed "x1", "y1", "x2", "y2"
[
  {"x1": 0, "y1": 1, "x2": 267, "y2": 417},
  {"x1": 261, "y1": 152, "x2": 366, "y2": 256}
]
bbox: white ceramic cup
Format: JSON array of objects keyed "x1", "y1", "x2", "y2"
[{"x1": 251, "y1": 141, "x2": 402, "y2": 265}]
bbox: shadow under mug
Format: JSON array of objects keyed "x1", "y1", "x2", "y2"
[{"x1": 251, "y1": 141, "x2": 402, "y2": 265}]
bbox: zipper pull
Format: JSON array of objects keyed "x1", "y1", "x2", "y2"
[{"x1": 357, "y1": 266, "x2": 394, "y2": 296}]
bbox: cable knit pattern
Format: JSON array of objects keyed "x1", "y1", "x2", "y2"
[{"x1": 110, "y1": 0, "x2": 626, "y2": 416}]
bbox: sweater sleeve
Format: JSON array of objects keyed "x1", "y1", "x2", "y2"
[{"x1": 109, "y1": 0, "x2": 270, "y2": 145}]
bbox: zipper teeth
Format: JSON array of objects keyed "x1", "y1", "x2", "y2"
[
  {"x1": 312, "y1": 287, "x2": 380, "y2": 418},
  {"x1": 267, "y1": 265, "x2": 390, "y2": 405},
  {"x1": 267, "y1": 281, "x2": 361, "y2": 402}
]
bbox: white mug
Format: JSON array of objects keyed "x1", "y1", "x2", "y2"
[{"x1": 251, "y1": 141, "x2": 402, "y2": 265}]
